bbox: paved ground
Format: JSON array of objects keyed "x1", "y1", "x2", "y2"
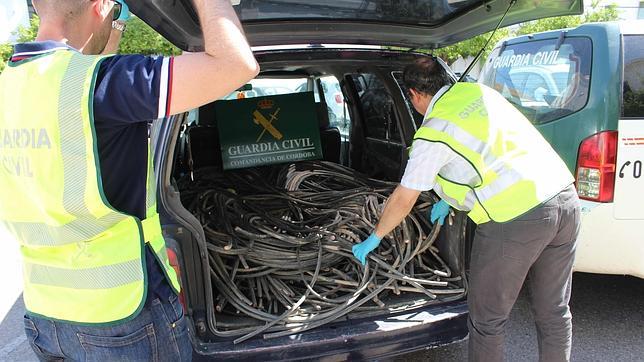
[
  {"x1": 396, "y1": 273, "x2": 644, "y2": 362},
  {"x1": 0, "y1": 228, "x2": 33, "y2": 362},
  {"x1": 1, "y1": 222, "x2": 642, "y2": 361}
]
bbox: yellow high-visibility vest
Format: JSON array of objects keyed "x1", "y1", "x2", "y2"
[
  {"x1": 0, "y1": 50, "x2": 180, "y2": 325},
  {"x1": 413, "y1": 83, "x2": 574, "y2": 224}
]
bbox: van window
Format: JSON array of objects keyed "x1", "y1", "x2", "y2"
[
  {"x1": 315, "y1": 76, "x2": 351, "y2": 139},
  {"x1": 623, "y1": 35, "x2": 644, "y2": 118},
  {"x1": 351, "y1": 73, "x2": 401, "y2": 143},
  {"x1": 392, "y1": 71, "x2": 425, "y2": 130},
  {"x1": 479, "y1": 37, "x2": 592, "y2": 124}
]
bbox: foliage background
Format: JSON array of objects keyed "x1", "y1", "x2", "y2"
[
  {"x1": 433, "y1": 1, "x2": 619, "y2": 64},
  {"x1": 118, "y1": 17, "x2": 181, "y2": 56}
]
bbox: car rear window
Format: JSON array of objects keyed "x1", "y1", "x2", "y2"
[
  {"x1": 225, "y1": 78, "x2": 307, "y2": 100},
  {"x1": 622, "y1": 35, "x2": 644, "y2": 118},
  {"x1": 350, "y1": 73, "x2": 401, "y2": 143},
  {"x1": 479, "y1": 36, "x2": 592, "y2": 125},
  {"x1": 392, "y1": 71, "x2": 425, "y2": 130},
  {"x1": 235, "y1": 0, "x2": 480, "y2": 26},
  {"x1": 225, "y1": 76, "x2": 351, "y2": 134}
]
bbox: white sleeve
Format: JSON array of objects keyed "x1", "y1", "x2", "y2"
[
  {"x1": 157, "y1": 57, "x2": 172, "y2": 119},
  {"x1": 400, "y1": 140, "x2": 457, "y2": 191}
]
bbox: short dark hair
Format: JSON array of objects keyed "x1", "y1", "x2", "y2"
[
  {"x1": 33, "y1": 0, "x2": 89, "y2": 20},
  {"x1": 403, "y1": 57, "x2": 454, "y2": 96}
]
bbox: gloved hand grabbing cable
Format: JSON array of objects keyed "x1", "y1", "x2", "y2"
[
  {"x1": 429, "y1": 200, "x2": 450, "y2": 226},
  {"x1": 352, "y1": 233, "x2": 381, "y2": 266}
]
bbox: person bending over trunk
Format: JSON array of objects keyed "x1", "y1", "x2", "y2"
[{"x1": 352, "y1": 57, "x2": 580, "y2": 362}]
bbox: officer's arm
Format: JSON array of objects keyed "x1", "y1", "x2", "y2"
[
  {"x1": 169, "y1": 0, "x2": 259, "y2": 116},
  {"x1": 102, "y1": 1, "x2": 129, "y2": 55},
  {"x1": 373, "y1": 185, "x2": 421, "y2": 239},
  {"x1": 101, "y1": 24, "x2": 123, "y2": 55}
]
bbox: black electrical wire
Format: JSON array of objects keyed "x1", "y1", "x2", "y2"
[{"x1": 178, "y1": 161, "x2": 466, "y2": 342}]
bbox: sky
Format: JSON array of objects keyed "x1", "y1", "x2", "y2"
[{"x1": 0, "y1": 0, "x2": 30, "y2": 43}]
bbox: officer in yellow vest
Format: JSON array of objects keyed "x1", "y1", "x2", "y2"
[
  {"x1": 0, "y1": 0, "x2": 258, "y2": 360},
  {"x1": 352, "y1": 57, "x2": 580, "y2": 362}
]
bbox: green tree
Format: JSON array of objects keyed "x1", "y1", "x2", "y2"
[
  {"x1": 14, "y1": 15, "x2": 40, "y2": 43},
  {"x1": 0, "y1": 43, "x2": 13, "y2": 74},
  {"x1": 516, "y1": 1, "x2": 619, "y2": 36},
  {"x1": 0, "y1": 15, "x2": 40, "y2": 74},
  {"x1": 433, "y1": 28, "x2": 511, "y2": 64},
  {"x1": 584, "y1": 3, "x2": 620, "y2": 23},
  {"x1": 515, "y1": 15, "x2": 583, "y2": 36},
  {"x1": 118, "y1": 17, "x2": 181, "y2": 56}
]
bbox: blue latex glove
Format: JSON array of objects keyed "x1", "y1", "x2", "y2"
[
  {"x1": 352, "y1": 233, "x2": 381, "y2": 266},
  {"x1": 429, "y1": 200, "x2": 450, "y2": 225},
  {"x1": 115, "y1": 0, "x2": 130, "y2": 22}
]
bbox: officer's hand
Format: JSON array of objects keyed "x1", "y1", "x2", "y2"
[
  {"x1": 352, "y1": 234, "x2": 381, "y2": 266},
  {"x1": 429, "y1": 200, "x2": 450, "y2": 226}
]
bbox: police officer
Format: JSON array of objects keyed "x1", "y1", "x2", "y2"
[
  {"x1": 352, "y1": 57, "x2": 580, "y2": 362},
  {"x1": 0, "y1": 0, "x2": 258, "y2": 360}
]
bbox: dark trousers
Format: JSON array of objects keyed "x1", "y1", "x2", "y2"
[{"x1": 468, "y1": 185, "x2": 581, "y2": 362}]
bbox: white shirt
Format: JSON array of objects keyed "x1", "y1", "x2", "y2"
[{"x1": 400, "y1": 86, "x2": 479, "y2": 200}]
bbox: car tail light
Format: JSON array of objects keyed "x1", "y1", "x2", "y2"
[
  {"x1": 335, "y1": 93, "x2": 343, "y2": 104},
  {"x1": 166, "y1": 247, "x2": 186, "y2": 309},
  {"x1": 576, "y1": 131, "x2": 618, "y2": 202}
]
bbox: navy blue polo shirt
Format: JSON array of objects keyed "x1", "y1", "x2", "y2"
[{"x1": 10, "y1": 41, "x2": 174, "y2": 304}]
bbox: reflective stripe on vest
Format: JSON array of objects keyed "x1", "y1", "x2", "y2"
[
  {"x1": 0, "y1": 50, "x2": 180, "y2": 324},
  {"x1": 413, "y1": 83, "x2": 574, "y2": 224}
]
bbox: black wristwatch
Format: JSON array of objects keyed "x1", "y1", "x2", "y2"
[{"x1": 112, "y1": 21, "x2": 127, "y2": 32}]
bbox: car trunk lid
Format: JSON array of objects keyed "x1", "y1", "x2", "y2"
[{"x1": 129, "y1": 0, "x2": 584, "y2": 51}]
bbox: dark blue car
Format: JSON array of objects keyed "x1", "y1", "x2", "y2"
[{"x1": 133, "y1": 1, "x2": 585, "y2": 359}]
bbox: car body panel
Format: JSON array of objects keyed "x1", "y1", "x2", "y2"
[
  {"x1": 481, "y1": 22, "x2": 622, "y2": 173},
  {"x1": 576, "y1": 201, "x2": 644, "y2": 278},
  {"x1": 480, "y1": 22, "x2": 644, "y2": 278},
  {"x1": 613, "y1": 118, "x2": 644, "y2": 220},
  {"x1": 191, "y1": 302, "x2": 468, "y2": 361}
]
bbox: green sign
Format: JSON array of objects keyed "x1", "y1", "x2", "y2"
[{"x1": 215, "y1": 92, "x2": 323, "y2": 170}]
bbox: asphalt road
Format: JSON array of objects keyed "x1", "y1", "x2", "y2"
[
  {"x1": 396, "y1": 273, "x2": 644, "y2": 362},
  {"x1": 1, "y1": 223, "x2": 642, "y2": 362}
]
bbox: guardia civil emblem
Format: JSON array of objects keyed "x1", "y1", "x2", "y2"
[{"x1": 253, "y1": 99, "x2": 282, "y2": 142}]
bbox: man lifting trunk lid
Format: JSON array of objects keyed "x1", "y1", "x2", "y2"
[{"x1": 0, "y1": 0, "x2": 258, "y2": 360}]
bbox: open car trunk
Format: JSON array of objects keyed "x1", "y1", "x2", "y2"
[
  {"x1": 142, "y1": 1, "x2": 586, "y2": 358},
  {"x1": 154, "y1": 49, "x2": 475, "y2": 360}
]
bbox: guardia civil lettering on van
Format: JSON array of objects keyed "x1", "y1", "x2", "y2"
[{"x1": 491, "y1": 50, "x2": 561, "y2": 69}]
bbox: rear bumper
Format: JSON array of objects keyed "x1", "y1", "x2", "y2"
[{"x1": 193, "y1": 301, "x2": 468, "y2": 361}]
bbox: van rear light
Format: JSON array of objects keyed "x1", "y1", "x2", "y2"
[
  {"x1": 166, "y1": 247, "x2": 186, "y2": 309},
  {"x1": 576, "y1": 131, "x2": 618, "y2": 202},
  {"x1": 335, "y1": 93, "x2": 343, "y2": 104}
]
